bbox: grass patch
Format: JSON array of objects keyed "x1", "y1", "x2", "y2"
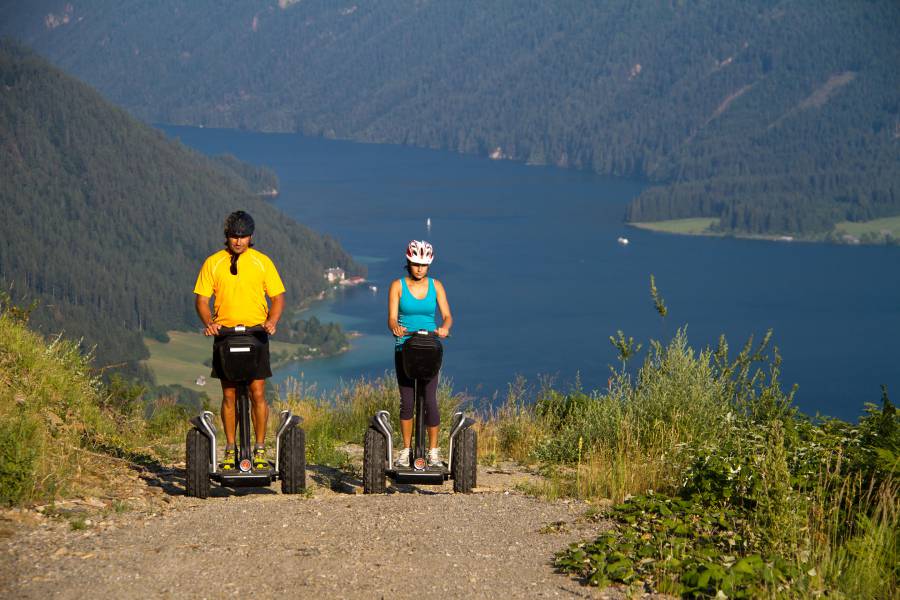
[
  {"x1": 629, "y1": 218, "x2": 720, "y2": 235},
  {"x1": 833, "y1": 215, "x2": 900, "y2": 244},
  {"x1": 0, "y1": 299, "x2": 147, "y2": 506}
]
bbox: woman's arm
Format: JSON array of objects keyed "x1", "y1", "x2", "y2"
[
  {"x1": 433, "y1": 279, "x2": 453, "y2": 338},
  {"x1": 387, "y1": 279, "x2": 406, "y2": 337}
]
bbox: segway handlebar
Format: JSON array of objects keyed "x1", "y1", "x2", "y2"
[
  {"x1": 401, "y1": 329, "x2": 450, "y2": 338},
  {"x1": 214, "y1": 324, "x2": 267, "y2": 336}
]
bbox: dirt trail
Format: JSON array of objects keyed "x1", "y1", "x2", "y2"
[{"x1": 0, "y1": 458, "x2": 649, "y2": 599}]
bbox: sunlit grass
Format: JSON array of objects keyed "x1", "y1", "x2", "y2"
[
  {"x1": 834, "y1": 215, "x2": 900, "y2": 238},
  {"x1": 629, "y1": 217, "x2": 719, "y2": 235}
]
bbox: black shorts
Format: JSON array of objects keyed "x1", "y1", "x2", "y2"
[{"x1": 210, "y1": 331, "x2": 272, "y2": 381}]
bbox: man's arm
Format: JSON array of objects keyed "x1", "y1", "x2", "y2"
[
  {"x1": 195, "y1": 294, "x2": 221, "y2": 336},
  {"x1": 264, "y1": 293, "x2": 285, "y2": 335}
]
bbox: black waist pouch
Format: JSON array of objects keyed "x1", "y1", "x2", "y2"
[
  {"x1": 214, "y1": 332, "x2": 267, "y2": 382},
  {"x1": 401, "y1": 333, "x2": 443, "y2": 380}
]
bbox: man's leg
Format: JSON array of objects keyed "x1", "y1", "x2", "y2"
[
  {"x1": 248, "y1": 379, "x2": 269, "y2": 446},
  {"x1": 221, "y1": 381, "x2": 237, "y2": 445}
]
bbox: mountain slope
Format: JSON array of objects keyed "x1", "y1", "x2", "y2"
[
  {"x1": 0, "y1": 40, "x2": 359, "y2": 372},
  {"x1": 1, "y1": 1, "x2": 899, "y2": 236}
]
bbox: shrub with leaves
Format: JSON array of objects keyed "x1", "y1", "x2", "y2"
[{"x1": 556, "y1": 493, "x2": 800, "y2": 597}]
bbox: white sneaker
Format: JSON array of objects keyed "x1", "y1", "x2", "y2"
[
  {"x1": 428, "y1": 447, "x2": 443, "y2": 467},
  {"x1": 394, "y1": 447, "x2": 410, "y2": 468}
]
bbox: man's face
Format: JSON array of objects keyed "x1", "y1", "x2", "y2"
[{"x1": 227, "y1": 235, "x2": 251, "y2": 254}]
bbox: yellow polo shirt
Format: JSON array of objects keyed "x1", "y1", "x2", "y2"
[{"x1": 193, "y1": 248, "x2": 286, "y2": 327}]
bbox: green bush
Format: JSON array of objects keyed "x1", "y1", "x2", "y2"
[{"x1": 0, "y1": 410, "x2": 42, "y2": 505}]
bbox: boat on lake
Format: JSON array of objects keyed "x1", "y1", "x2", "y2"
[{"x1": 617, "y1": 237, "x2": 629, "y2": 245}]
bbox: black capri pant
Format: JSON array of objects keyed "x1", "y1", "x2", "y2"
[{"x1": 395, "y1": 350, "x2": 440, "y2": 427}]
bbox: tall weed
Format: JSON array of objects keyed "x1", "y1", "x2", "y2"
[{"x1": 0, "y1": 310, "x2": 142, "y2": 505}]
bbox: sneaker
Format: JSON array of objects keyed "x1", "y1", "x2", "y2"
[
  {"x1": 222, "y1": 448, "x2": 236, "y2": 471},
  {"x1": 394, "y1": 447, "x2": 411, "y2": 468},
  {"x1": 428, "y1": 447, "x2": 443, "y2": 467},
  {"x1": 253, "y1": 446, "x2": 268, "y2": 470}
]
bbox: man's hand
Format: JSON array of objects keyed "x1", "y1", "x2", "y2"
[
  {"x1": 203, "y1": 322, "x2": 222, "y2": 336},
  {"x1": 263, "y1": 320, "x2": 277, "y2": 335}
]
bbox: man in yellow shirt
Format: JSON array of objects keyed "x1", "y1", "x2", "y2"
[{"x1": 193, "y1": 211, "x2": 285, "y2": 471}]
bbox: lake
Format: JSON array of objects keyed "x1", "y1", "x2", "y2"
[{"x1": 163, "y1": 126, "x2": 900, "y2": 421}]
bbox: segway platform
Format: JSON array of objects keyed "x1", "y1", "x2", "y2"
[
  {"x1": 387, "y1": 465, "x2": 449, "y2": 486},
  {"x1": 214, "y1": 462, "x2": 276, "y2": 487}
]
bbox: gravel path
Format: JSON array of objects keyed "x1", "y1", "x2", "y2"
[{"x1": 0, "y1": 461, "x2": 637, "y2": 599}]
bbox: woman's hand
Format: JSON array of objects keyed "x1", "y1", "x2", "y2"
[
  {"x1": 391, "y1": 323, "x2": 408, "y2": 337},
  {"x1": 435, "y1": 326, "x2": 449, "y2": 338}
]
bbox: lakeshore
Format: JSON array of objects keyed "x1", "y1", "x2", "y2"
[{"x1": 630, "y1": 215, "x2": 900, "y2": 245}]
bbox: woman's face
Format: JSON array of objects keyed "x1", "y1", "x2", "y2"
[{"x1": 409, "y1": 262, "x2": 429, "y2": 280}]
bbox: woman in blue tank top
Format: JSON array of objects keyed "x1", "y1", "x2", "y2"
[{"x1": 387, "y1": 240, "x2": 453, "y2": 468}]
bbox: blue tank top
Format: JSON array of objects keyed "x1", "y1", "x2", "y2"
[{"x1": 396, "y1": 277, "x2": 437, "y2": 347}]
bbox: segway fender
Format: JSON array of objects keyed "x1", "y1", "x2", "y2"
[
  {"x1": 190, "y1": 411, "x2": 218, "y2": 473},
  {"x1": 275, "y1": 410, "x2": 303, "y2": 473},
  {"x1": 448, "y1": 411, "x2": 476, "y2": 473},
  {"x1": 371, "y1": 411, "x2": 393, "y2": 468}
]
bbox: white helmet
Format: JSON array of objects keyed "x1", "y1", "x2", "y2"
[{"x1": 406, "y1": 240, "x2": 434, "y2": 265}]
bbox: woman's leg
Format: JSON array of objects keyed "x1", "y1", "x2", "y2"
[
  {"x1": 395, "y1": 351, "x2": 415, "y2": 448},
  {"x1": 427, "y1": 425, "x2": 439, "y2": 449},
  {"x1": 401, "y1": 419, "x2": 413, "y2": 449},
  {"x1": 423, "y1": 373, "x2": 440, "y2": 448}
]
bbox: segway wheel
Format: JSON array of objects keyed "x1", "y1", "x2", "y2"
[
  {"x1": 363, "y1": 427, "x2": 387, "y2": 494},
  {"x1": 452, "y1": 427, "x2": 477, "y2": 494},
  {"x1": 280, "y1": 425, "x2": 306, "y2": 494},
  {"x1": 185, "y1": 428, "x2": 210, "y2": 499}
]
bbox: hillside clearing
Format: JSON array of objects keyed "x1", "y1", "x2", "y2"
[{"x1": 629, "y1": 218, "x2": 719, "y2": 235}]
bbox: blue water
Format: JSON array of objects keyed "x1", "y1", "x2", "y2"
[{"x1": 163, "y1": 126, "x2": 900, "y2": 421}]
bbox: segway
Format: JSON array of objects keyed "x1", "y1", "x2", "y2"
[
  {"x1": 185, "y1": 325, "x2": 306, "y2": 498},
  {"x1": 362, "y1": 330, "x2": 477, "y2": 493}
]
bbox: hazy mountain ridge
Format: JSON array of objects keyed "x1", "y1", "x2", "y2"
[
  {"x1": 2, "y1": 1, "x2": 899, "y2": 235},
  {"x1": 0, "y1": 39, "x2": 360, "y2": 375}
]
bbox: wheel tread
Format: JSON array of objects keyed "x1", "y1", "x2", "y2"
[
  {"x1": 280, "y1": 425, "x2": 306, "y2": 494},
  {"x1": 452, "y1": 427, "x2": 477, "y2": 493},
  {"x1": 363, "y1": 427, "x2": 387, "y2": 494},
  {"x1": 186, "y1": 428, "x2": 210, "y2": 499}
]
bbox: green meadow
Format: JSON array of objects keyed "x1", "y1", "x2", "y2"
[
  {"x1": 834, "y1": 215, "x2": 900, "y2": 240},
  {"x1": 629, "y1": 218, "x2": 719, "y2": 236}
]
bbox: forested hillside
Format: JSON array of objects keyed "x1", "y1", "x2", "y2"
[
  {"x1": 0, "y1": 40, "x2": 360, "y2": 375},
  {"x1": 2, "y1": 0, "x2": 898, "y2": 236}
]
